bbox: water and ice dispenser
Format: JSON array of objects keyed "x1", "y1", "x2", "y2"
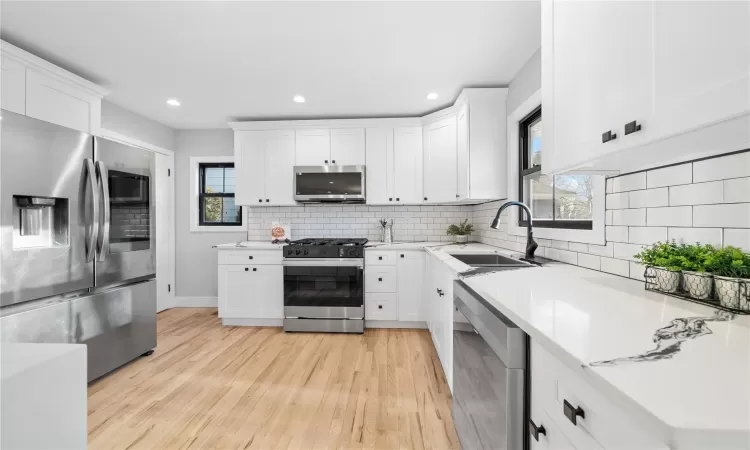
[{"x1": 12, "y1": 195, "x2": 69, "y2": 249}]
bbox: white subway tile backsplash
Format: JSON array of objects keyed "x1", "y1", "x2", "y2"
[
  {"x1": 647, "y1": 206, "x2": 692, "y2": 227},
  {"x1": 669, "y1": 181, "x2": 723, "y2": 206},
  {"x1": 606, "y1": 192, "x2": 629, "y2": 210},
  {"x1": 587, "y1": 243, "x2": 615, "y2": 257},
  {"x1": 606, "y1": 210, "x2": 613, "y2": 226},
  {"x1": 693, "y1": 151, "x2": 750, "y2": 183},
  {"x1": 613, "y1": 242, "x2": 646, "y2": 262},
  {"x1": 612, "y1": 209, "x2": 647, "y2": 226},
  {"x1": 628, "y1": 227, "x2": 667, "y2": 245},
  {"x1": 723, "y1": 177, "x2": 750, "y2": 203},
  {"x1": 545, "y1": 248, "x2": 578, "y2": 265},
  {"x1": 629, "y1": 262, "x2": 646, "y2": 281},
  {"x1": 606, "y1": 178, "x2": 614, "y2": 194},
  {"x1": 724, "y1": 229, "x2": 750, "y2": 252},
  {"x1": 668, "y1": 227, "x2": 723, "y2": 247},
  {"x1": 549, "y1": 240, "x2": 570, "y2": 250},
  {"x1": 577, "y1": 253, "x2": 600, "y2": 270},
  {"x1": 600, "y1": 257, "x2": 630, "y2": 277},
  {"x1": 647, "y1": 164, "x2": 692, "y2": 188},
  {"x1": 693, "y1": 203, "x2": 750, "y2": 228},
  {"x1": 612, "y1": 172, "x2": 646, "y2": 193},
  {"x1": 629, "y1": 188, "x2": 669, "y2": 208},
  {"x1": 569, "y1": 242, "x2": 589, "y2": 253},
  {"x1": 605, "y1": 226, "x2": 628, "y2": 243}
]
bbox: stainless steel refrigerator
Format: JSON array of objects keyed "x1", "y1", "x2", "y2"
[{"x1": 0, "y1": 110, "x2": 157, "y2": 381}]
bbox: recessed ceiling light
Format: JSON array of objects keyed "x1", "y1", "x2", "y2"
[
  {"x1": 426, "y1": 92, "x2": 439, "y2": 100},
  {"x1": 166, "y1": 99, "x2": 181, "y2": 107},
  {"x1": 293, "y1": 95, "x2": 305, "y2": 103}
]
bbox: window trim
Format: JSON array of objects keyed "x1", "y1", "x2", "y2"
[
  {"x1": 518, "y1": 106, "x2": 593, "y2": 231},
  {"x1": 189, "y1": 156, "x2": 244, "y2": 233},
  {"x1": 198, "y1": 162, "x2": 242, "y2": 227},
  {"x1": 505, "y1": 89, "x2": 605, "y2": 246}
]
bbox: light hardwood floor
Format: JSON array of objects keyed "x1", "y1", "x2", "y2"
[{"x1": 88, "y1": 308, "x2": 460, "y2": 449}]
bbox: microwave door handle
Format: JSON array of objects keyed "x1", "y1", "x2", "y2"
[
  {"x1": 95, "y1": 160, "x2": 111, "y2": 262},
  {"x1": 84, "y1": 158, "x2": 100, "y2": 263}
]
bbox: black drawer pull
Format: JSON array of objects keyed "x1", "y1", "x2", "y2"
[
  {"x1": 258, "y1": 199, "x2": 262, "y2": 203},
  {"x1": 244, "y1": 268, "x2": 248, "y2": 271},
  {"x1": 424, "y1": 197, "x2": 428, "y2": 201},
  {"x1": 437, "y1": 288, "x2": 444, "y2": 297},
  {"x1": 529, "y1": 420, "x2": 546, "y2": 442},
  {"x1": 378, "y1": 277, "x2": 383, "y2": 281},
  {"x1": 378, "y1": 305, "x2": 383, "y2": 310},
  {"x1": 266, "y1": 199, "x2": 270, "y2": 202},
  {"x1": 563, "y1": 399, "x2": 585, "y2": 425},
  {"x1": 396, "y1": 197, "x2": 400, "y2": 201},
  {"x1": 389, "y1": 198, "x2": 393, "y2": 201},
  {"x1": 253, "y1": 268, "x2": 257, "y2": 272},
  {"x1": 624, "y1": 120, "x2": 642, "y2": 136},
  {"x1": 332, "y1": 160, "x2": 336, "y2": 164},
  {"x1": 325, "y1": 160, "x2": 328, "y2": 164},
  {"x1": 400, "y1": 254, "x2": 404, "y2": 258},
  {"x1": 378, "y1": 256, "x2": 383, "y2": 260},
  {"x1": 249, "y1": 256, "x2": 253, "y2": 259},
  {"x1": 602, "y1": 130, "x2": 617, "y2": 143}
]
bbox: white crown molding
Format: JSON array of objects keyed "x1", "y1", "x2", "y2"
[
  {"x1": 1, "y1": 39, "x2": 110, "y2": 98},
  {"x1": 97, "y1": 128, "x2": 174, "y2": 156}
]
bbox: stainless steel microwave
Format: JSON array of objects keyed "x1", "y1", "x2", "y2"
[{"x1": 293, "y1": 165, "x2": 365, "y2": 203}]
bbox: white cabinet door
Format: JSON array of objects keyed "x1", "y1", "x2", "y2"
[
  {"x1": 397, "y1": 251, "x2": 425, "y2": 322},
  {"x1": 295, "y1": 129, "x2": 331, "y2": 166},
  {"x1": 548, "y1": 0, "x2": 653, "y2": 171},
  {"x1": 235, "y1": 130, "x2": 266, "y2": 205},
  {"x1": 456, "y1": 103, "x2": 470, "y2": 201},
  {"x1": 529, "y1": 413, "x2": 578, "y2": 450},
  {"x1": 265, "y1": 130, "x2": 296, "y2": 205},
  {"x1": 423, "y1": 116, "x2": 457, "y2": 203},
  {"x1": 218, "y1": 265, "x2": 283, "y2": 319},
  {"x1": 25, "y1": 69, "x2": 99, "y2": 133},
  {"x1": 393, "y1": 126, "x2": 423, "y2": 204},
  {"x1": 365, "y1": 127, "x2": 394, "y2": 204},
  {"x1": 330, "y1": 128, "x2": 365, "y2": 166},
  {"x1": 1, "y1": 55, "x2": 25, "y2": 115},
  {"x1": 155, "y1": 152, "x2": 175, "y2": 313},
  {"x1": 650, "y1": 1, "x2": 750, "y2": 143}
]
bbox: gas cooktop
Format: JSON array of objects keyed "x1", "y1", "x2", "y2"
[{"x1": 284, "y1": 238, "x2": 368, "y2": 258}]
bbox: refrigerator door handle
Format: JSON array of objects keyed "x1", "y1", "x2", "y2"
[
  {"x1": 96, "y1": 160, "x2": 111, "y2": 262},
  {"x1": 84, "y1": 158, "x2": 100, "y2": 263}
]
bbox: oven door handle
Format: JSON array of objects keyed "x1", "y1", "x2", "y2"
[{"x1": 282, "y1": 259, "x2": 363, "y2": 268}]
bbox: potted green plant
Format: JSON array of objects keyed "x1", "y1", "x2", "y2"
[
  {"x1": 446, "y1": 219, "x2": 474, "y2": 244},
  {"x1": 634, "y1": 241, "x2": 682, "y2": 293},
  {"x1": 675, "y1": 243, "x2": 717, "y2": 300},
  {"x1": 704, "y1": 246, "x2": 750, "y2": 310}
]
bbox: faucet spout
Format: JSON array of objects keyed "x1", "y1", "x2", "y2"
[{"x1": 489, "y1": 201, "x2": 538, "y2": 259}]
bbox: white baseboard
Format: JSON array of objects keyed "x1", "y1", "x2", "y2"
[
  {"x1": 222, "y1": 318, "x2": 283, "y2": 327},
  {"x1": 174, "y1": 296, "x2": 218, "y2": 308},
  {"x1": 365, "y1": 320, "x2": 428, "y2": 329}
]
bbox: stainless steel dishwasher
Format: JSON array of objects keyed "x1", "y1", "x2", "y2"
[{"x1": 452, "y1": 280, "x2": 528, "y2": 450}]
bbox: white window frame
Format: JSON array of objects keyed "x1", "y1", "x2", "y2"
[
  {"x1": 190, "y1": 155, "x2": 244, "y2": 233},
  {"x1": 506, "y1": 89, "x2": 606, "y2": 245}
]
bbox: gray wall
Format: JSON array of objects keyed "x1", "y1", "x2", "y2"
[
  {"x1": 506, "y1": 47, "x2": 541, "y2": 115},
  {"x1": 174, "y1": 129, "x2": 245, "y2": 298},
  {"x1": 101, "y1": 100, "x2": 176, "y2": 150}
]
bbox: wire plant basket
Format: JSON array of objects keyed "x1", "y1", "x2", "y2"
[{"x1": 644, "y1": 266, "x2": 750, "y2": 315}]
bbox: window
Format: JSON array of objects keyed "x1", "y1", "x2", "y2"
[
  {"x1": 519, "y1": 108, "x2": 593, "y2": 230},
  {"x1": 198, "y1": 163, "x2": 242, "y2": 226}
]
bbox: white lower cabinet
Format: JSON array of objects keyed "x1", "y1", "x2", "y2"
[
  {"x1": 365, "y1": 293, "x2": 398, "y2": 321},
  {"x1": 530, "y1": 413, "x2": 577, "y2": 450},
  {"x1": 397, "y1": 251, "x2": 424, "y2": 322},
  {"x1": 424, "y1": 251, "x2": 457, "y2": 390},
  {"x1": 217, "y1": 250, "x2": 283, "y2": 320},
  {"x1": 364, "y1": 250, "x2": 425, "y2": 324}
]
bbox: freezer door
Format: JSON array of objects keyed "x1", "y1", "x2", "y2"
[
  {"x1": 0, "y1": 111, "x2": 96, "y2": 307},
  {"x1": 94, "y1": 137, "x2": 156, "y2": 286}
]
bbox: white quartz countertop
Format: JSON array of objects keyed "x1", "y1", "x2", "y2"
[
  {"x1": 439, "y1": 247, "x2": 750, "y2": 448},
  {"x1": 213, "y1": 241, "x2": 286, "y2": 250}
]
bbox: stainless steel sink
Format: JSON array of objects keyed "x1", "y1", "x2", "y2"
[{"x1": 449, "y1": 253, "x2": 531, "y2": 267}]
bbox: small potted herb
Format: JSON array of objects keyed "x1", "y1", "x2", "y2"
[
  {"x1": 704, "y1": 246, "x2": 750, "y2": 311},
  {"x1": 634, "y1": 241, "x2": 682, "y2": 293},
  {"x1": 446, "y1": 219, "x2": 474, "y2": 244},
  {"x1": 676, "y1": 243, "x2": 717, "y2": 300}
]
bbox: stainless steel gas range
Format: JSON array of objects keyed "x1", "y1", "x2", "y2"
[{"x1": 282, "y1": 238, "x2": 366, "y2": 333}]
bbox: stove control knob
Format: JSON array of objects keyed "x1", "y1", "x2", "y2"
[
  {"x1": 295, "y1": 249, "x2": 301, "y2": 255},
  {"x1": 286, "y1": 249, "x2": 293, "y2": 256},
  {"x1": 304, "y1": 249, "x2": 309, "y2": 255}
]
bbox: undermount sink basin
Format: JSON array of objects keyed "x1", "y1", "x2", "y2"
[{"x1": 449, "y1": 253, "x2": 531, "y2": 267}]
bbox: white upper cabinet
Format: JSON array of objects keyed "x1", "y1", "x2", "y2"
[
  {"x1": 365, "y1": 127, "x2": 394, "y2": 204},
  {"x1": 1, "y1": 55, "x2": 26, "y2": 115},
  {"x1": 393, "y1": 126, "x2": 423, "y2": 203},
  {"x1": 543, "y1": 0, "x2": 750, "y2": 174},
  {"x1": 330, "y1": 128, "x2": 366, "y2": 166},
  {"x1": 456, "y1": 103, "x2": 469, "y2": 200},
  {"x1": 1, "y1": 40, "x2": 107, "y2": 133},
  {"x1": 235, "y1": 130, "x2": 296, "y2": 206},
  {"x1": 295, "y1": 129, "x2": 331, "y2": 166},
  {"x1": 423, "y1": 115, "x2": 457, "y2": 203}
]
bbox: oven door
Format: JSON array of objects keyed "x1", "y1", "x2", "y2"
[{"x1": 283, "y1": 259, "x2": 364, "y2": 319}]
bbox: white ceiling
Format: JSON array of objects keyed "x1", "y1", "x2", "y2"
[{"x1": 1, "y1": 1, "x2": 541, "y2": 129}]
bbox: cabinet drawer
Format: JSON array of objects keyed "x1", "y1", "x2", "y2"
[
  {"x1": 365, "y1": 266, "x2": 397, "y2": 293},
  {"x1": 218, "y1": 250, "x2": 282, "y2": 265},
  {"x1": 365, "y1": 293, "x2": 397, "y2": 320},
  {"x1": 365, "y1": 251, "x2": 397, "y2": 266}
]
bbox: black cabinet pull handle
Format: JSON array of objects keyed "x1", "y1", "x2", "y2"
[
  {"x1": 378, "y1": 277, "x2": 383, "y2": 281},
  {"x1": 456, "y1": 194, "x2": 460, "y2": 198},
  {"x1": 258, "y1": 199, "x2": 262, "y2": 203},
  {"x1": 389, "y1": 198, "x2": 393, "y2": 201},
  {"x1": 244, "y1": 268, "x2": 249, "y2": 271},
  {"x1": 378, "y1": 256, "x2": 382, "y2": 260},
  {"x1": 602, "y1": 130, "x2": 617, "y2": 143},
  {"x1": 437, "y1": 289, "x2": 444, "y2": 297},
  {"x1": 400, "y1": 254, "x2": 404, "y2": 258},
  {"x1": 529, "y1": 420, "x2": 546, "y2": 442},
  {"x1": 624, "y1": 120, "x2": 642, "y2": 136},
  {"x1": 378, "y1": 305, "x2": 383, "y2": 309},
  {"x1": 563, "y1": 399, "x2": 585, "y2": 425},
  {"x1": 266, "y1": 199, "x2": 270, "y2": 202},
  {"x1": 249, "y1": 256, "x2": 253, "y2": 259},
  {"x1": 325, "y1": 160, "x2": 328, "y2": 164},
  {"x1": 332, "y1": 160, "x2": 336, "y2": 164},
  {"x1": 424, "y1": 197, "x2": 427, "y2": 201},
  {"x1": 396, "y1": 197, "x2": 400, "y2": 201}
]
